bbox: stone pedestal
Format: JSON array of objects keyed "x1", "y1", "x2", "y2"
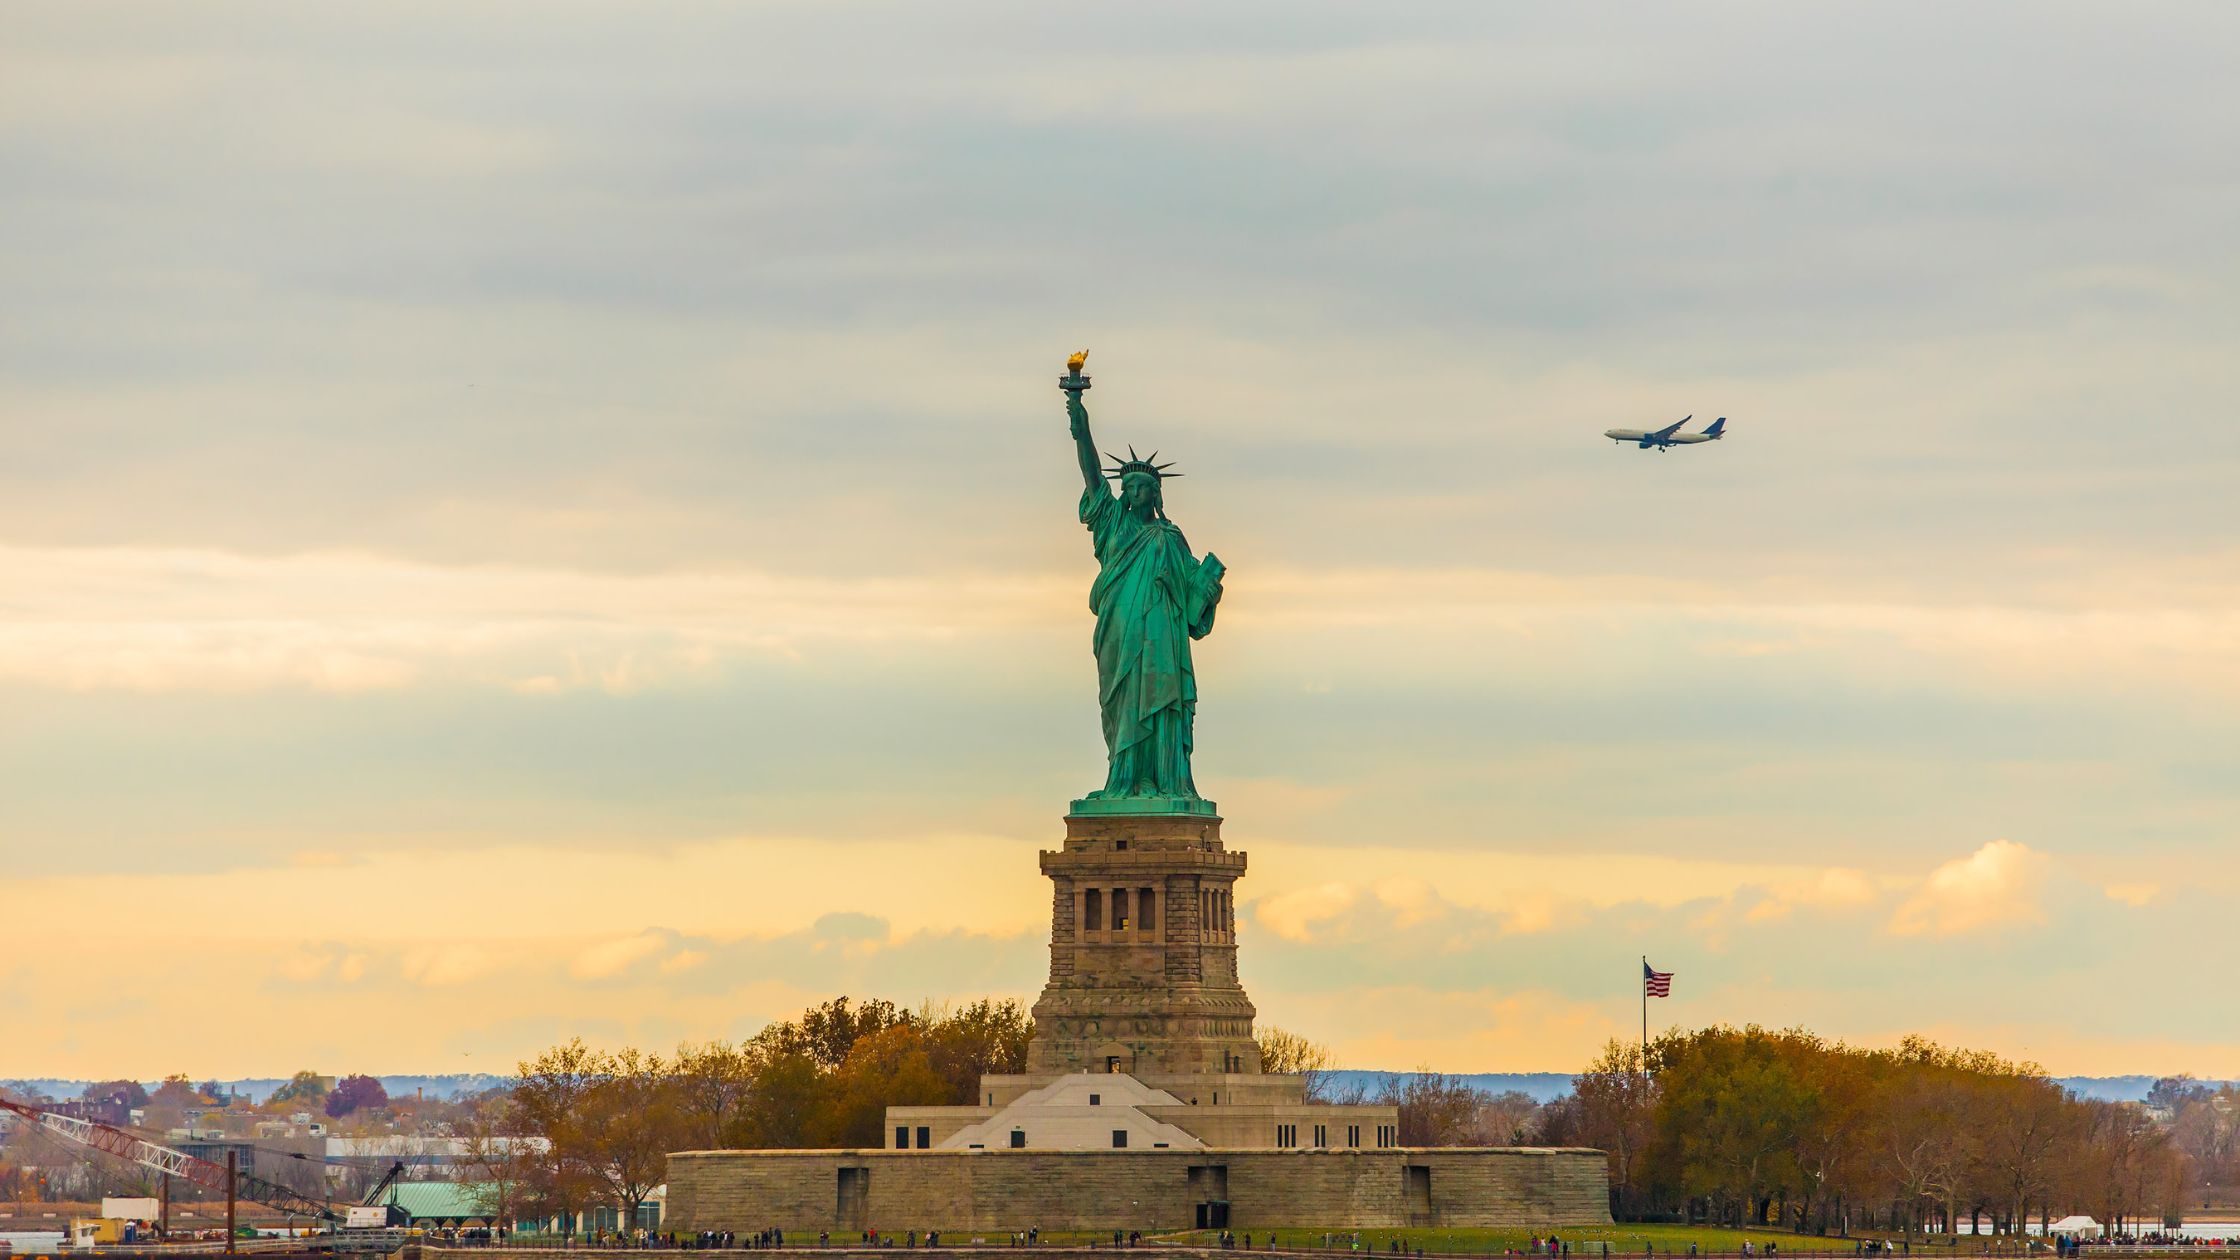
[{"x1": 1026, "y1": 809, "x2": 1261, "y2": 1076}]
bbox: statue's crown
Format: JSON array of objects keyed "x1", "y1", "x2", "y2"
[{"x1": 1102, "y1": 445, "x2": 1181, "y2": 482}]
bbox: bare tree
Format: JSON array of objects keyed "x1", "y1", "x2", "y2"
[
  {"x1": 563, "y1": 1047, "x2": 684, "y2": 1236},
  {"x1": 1979, "y1": 1074, "x2": 2072, "y2": 1234},
  {"x1": 460, "y1": 1104, "x2": 545, "y2": 1233},
  {"x1": 1469, "y1": 1090, "x2": 1545, "y2": 1146},
  {"x1": 671, "y1": 1041, "x2": 757, "y2": 1151},
  {"x1": 511, "y1": 1039, "x2": 607, "y2": 1140},
  {"x1": 1377, "y1": 1070, "x2": 1484, "y2": 1146},
  {"x1": 1881, "y1": 1073, "x2": 1970, "y2": 1238}
]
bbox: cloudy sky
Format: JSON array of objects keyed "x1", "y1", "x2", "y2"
[{"x1": 4, "y1": 2, "x2": 2237, "y2": 1081}]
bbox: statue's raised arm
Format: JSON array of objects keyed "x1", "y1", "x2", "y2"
[
  {"x1": 1062, "y1": 351, "x2": 1108, "y2": 498},
  {"x1": 1067, "y1": 392, "x2": 1109, "y2": 498}
]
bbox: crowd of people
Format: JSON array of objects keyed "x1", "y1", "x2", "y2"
[
  {"x1": 557, "y1": 1226, "x2": 1021, "y2": 1249},
  {"x1": 2060, "y1": 1228, "x2": 2240, "y2": 1237}
]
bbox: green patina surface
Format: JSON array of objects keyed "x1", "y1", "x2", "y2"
[
  {"x1": 1064, "y1": 365, "x2": 1225, "y2": 809},
  {"x1": 1067, "y1": 796, "x2": 1221, "y2": 817}
]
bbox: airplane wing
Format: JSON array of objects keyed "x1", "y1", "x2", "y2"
[{"x1": 1652, "y1": 415, "x2": 1692, "y2": 439}]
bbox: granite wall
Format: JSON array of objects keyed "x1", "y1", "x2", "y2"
[{"x1": 664, "y1": 1147, "x2": 1610, "y2": 1231}]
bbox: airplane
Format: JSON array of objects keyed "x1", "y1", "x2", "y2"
[{"x1": 1604, "y1": 415, "x2": 1727, "y2": 450}]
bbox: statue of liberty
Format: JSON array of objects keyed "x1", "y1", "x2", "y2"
[{"x1": 1059, "y1": 352, "x2": 1225, "y2": 811}]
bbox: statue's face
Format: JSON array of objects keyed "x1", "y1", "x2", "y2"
[{"x1": 1122, "y1": 474, "x2": 1160, "y2": 515}]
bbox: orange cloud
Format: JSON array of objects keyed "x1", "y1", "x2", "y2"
[{"x1": 1888, "y1": 840, "x2": 2050, "y2": 937}]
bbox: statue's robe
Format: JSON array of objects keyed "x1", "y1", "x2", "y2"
[{"x1": 1079, "y1": 484, "x2": 1223, "y2": 799}]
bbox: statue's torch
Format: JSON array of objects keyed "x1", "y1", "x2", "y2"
[{"x1": 1060, "y1": 349, "x2": 1091, "y2": 393}]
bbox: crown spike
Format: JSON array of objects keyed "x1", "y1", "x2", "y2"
[{"x1": 1099, "y1": 445, "x2": 1185, "y2": 482}]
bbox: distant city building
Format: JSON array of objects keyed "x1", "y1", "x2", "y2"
[
  {"x1": 50, "y1": 1091, "x2": 136, "y2": 1128},
  {"x1": 174, "y1": 1135, "x2": 328, "y2": 1199}
]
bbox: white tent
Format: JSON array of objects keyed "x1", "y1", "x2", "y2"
[
  {"x1": 2049, "y1": 1216, "x2": 2103, "y2": 1236},
  {"x1": 101, "y1": 1198, "x2": 159, "y2": 1221}
]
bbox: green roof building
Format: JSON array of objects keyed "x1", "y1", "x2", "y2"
[{"x1": 377, "y1": 1181, "x2": 662, "y2": 1235}]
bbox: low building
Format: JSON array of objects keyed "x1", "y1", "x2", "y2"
[
  {"x1": 386, "y1": 1182, "x2": 502, "y2": 1229},
  {"x1": 887, "y1": 1072, "x2": 1397, "y2": 1154}
]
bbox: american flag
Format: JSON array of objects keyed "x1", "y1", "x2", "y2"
[{"x1": 1643, "y1": 961, "x2": 1674, "y2": 998}]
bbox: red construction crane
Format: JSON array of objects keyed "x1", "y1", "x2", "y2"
[{"x1": 0, "y1": 1098, "x2": 341, "y2": 1224}]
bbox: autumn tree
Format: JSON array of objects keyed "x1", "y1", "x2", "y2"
[
  {"x1": 144, "y1": 1076, "x2": 204, "y2": 1131},
  {"x1": 2147, "y1": 1076, "x2": 2212, "y2": 1113},
  {"x1": 511, "y1": 1039, "x2": 607, "y2": 1140},
  {"x1": 1564, "y1": 1039, "x2": 1660, "y2": 1218},
  {"x1": 269, "y1": 1071, "x2": 330, "y2": 1106},
  {"x1": 1549, "y1": 1025, "x2": 2183, "y2": 1234},
  {"x1": 921, "y1": 999, "x2": 1033, "y2": 1103},
  {"x1": 562, "y1": 1048, "x2": 682, "y2": 1235},
  {"x1": 736, "y1": 1050, "x2": 827, "y2": 1150},
  {"x1": 326, "y1": 1075, "x2": 389, "y2": 1118},
  {"x1": 727, "y1": 995, "x2": 1031, "y2": 1147},
  {"x1": 811, "y1": 1024, "x2": 952, "y2": 1148},
  {"x1": 510, "y1": 1039, "x2": 619, "y2": 1236},
  {"x1": 1652, "y1": 1027, "x2": 1817, "y2": 1227},
  {"x1": 755, "y1": 997, "x2": 915, "y2": 1071},
  {"x1": 1787, "y1": 1038, "x2": 1876, "y2": 1234},
  {"x1": 81, "y1": 1080, "x2": 149, "y2": 1110}
]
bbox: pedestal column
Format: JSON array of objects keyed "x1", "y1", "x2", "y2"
[{"x1": 1027, "y1": 808, "x2": 1260, "y2": 1076}]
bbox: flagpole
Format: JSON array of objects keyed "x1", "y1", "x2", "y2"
[{"x1": 1639, "y1": 955, "x2": 1648, "y2": 1083}]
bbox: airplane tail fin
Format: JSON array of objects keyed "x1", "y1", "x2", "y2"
[{"x1": 1704, "y1": 416, "x2": 1728, "y2": 438}]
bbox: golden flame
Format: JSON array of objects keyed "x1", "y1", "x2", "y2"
[{"x1": 1066, "y1": 349, "x2": 1089, "y2": 372}]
